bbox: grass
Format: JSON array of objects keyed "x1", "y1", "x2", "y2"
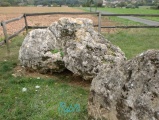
[
  {"x1": 104, "y1": 28, "x2": 159, "y2": 59},
  {"x1": 98, "y1": 7, "x2": 159, "y2": 14},
  {"x1": 0, "y1": 36, "x2": 89, "y2": 120},
  {"x1": 51, "y1": 49, "x2": 64, "y2": 57},
  {"x1": 98, "y1": 7, "x2": 159, "y2": 22},
  {"x1": 0, "y1": 74, "x2": 88, "y2": 120},
  {"x1": 0, "y1": 37, "x2": 4, "y2": 42}
]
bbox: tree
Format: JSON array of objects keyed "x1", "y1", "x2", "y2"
[
  {"x1": 66, "y1": 0, "x2": 79, "y2": 7},
  {"x1": 0, "y1": 1, "x2": 11, "y2": 6},
  {"x1": 27, "y1": 0, "x2": 34, "y2": 5},
  {"x1": 0, "y1": 0, "x2": 21, "y2": 6},
  {"x1": 117, "y1": 2, "x2": 127, "y2": 8},
  {"x1": 34, "y1": 0, "x2": 50, "y2": 5},
  {"x1": 89, "y1": 0, "x2": 94, "y2": 12}
]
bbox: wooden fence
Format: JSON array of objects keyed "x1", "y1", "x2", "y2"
[
  {"x1": 1, "y1": 12, "x2": 159, "y2": 54},
  {"x1": 0, "y1": 14, "x2": 27, "y2": 53}
]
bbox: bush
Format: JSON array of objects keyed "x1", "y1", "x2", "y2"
[
  {"x1": 117, "y1": 2, "x2": 127, "y2": 8},
  {"x1": 126, "y1": 4, "x2": 136, "y2": 9},
  {"x1": 82, "y1": 2, "x2": 90, "y2": 7},
  {"x1": 52, "y1": 3, "x2": 59, "y2": 7},
  {"x1": 0, "y1": 2, "x2": 11, "y2": 7}
]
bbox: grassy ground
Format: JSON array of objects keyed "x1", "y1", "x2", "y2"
[
  {"x1": 0, "y1": 37, "x2": 4, "y2": 42},
  {"x1": 98, "y1": 7, "x2": 159, "y2": 14},
  {"x1": 0, "y1": 36, "x2": 89, "y2": 120},
  {"x1": 104, "y1": 28, "x2": 159, "y2": 59},
  {"x1": 98, "y1": 7, "x2": 159, "y2": 22}
]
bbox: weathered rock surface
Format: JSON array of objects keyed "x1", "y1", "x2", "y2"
[
  {"x1": 88, "y1": 50, "x2": 159, "y2": 120},
  {"x1": 19, "y1": 29, "x2": 65, "y2": 73},
  {"x1": 19, "y1": 17, "x2": 126, "y2": 79}
]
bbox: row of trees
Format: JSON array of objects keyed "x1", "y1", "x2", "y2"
[
  {"x1": 82, "y1": 0, "x2": 103, "y2": 7},
  {"x1": 0, "y1": 0, "x2": 103, "y2": 7},
  {"x1": 0, "y1": 0, "x2": 25, "y2": 6}
]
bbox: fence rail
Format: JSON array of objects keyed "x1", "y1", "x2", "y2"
[
  {"x1": 5, "y1": 15, "x2": 24, "y2": 24},
  {"x1": 1, "y1": 11, "x2": 159, "y2": 54},
  {"x1": 8, "y1": 26, "x2": 26, "y2": 40},
  {"x1": 25, "y1": 12, "x2": 99, "y2": 16}
]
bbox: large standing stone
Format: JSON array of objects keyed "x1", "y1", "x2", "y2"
[
  {"x1": 48, "y1": 17, "x2": 126, "y2": 80},
  {"x1": 88, "y1": 50, "x2": 159, "y2": 120},
  {"x1": 19, "y1": 17, "x2": 126, "y2": 80}
]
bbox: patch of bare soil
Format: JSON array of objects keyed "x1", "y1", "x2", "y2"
[{"x1": 13, "y1": 65, "x2": 91, "y2": 90}]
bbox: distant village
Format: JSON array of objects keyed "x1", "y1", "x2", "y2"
[{"x1": 102, "y1": 0, "x2": 158, "y2": 8}]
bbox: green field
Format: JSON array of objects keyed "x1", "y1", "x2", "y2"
[
  {"x1": 98, "y1": 7, "x2": 159, "y2": 14},
  {"x1": 104, "y1": 28, "x2": 159, "y2": 59},
  {"x1": 98, "y1": 7, "x2": 159, "y2": 22}
]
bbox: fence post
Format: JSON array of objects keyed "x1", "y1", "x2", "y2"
[
  {"x1": 1, "y1": 21, "x2": 10, "y2": 55},
  {"x1": 24, "y1": 14, "x2": 28, "y2": 33},
  {"x1": 98, "y1": 12, "x2": 101, "y2": 33},
  {"x1": 95, "y1": 4, "x2": 97, "y2": 12},
  {"x1": 90, "y1": 6, "x2": 92, "y2": 12}
]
